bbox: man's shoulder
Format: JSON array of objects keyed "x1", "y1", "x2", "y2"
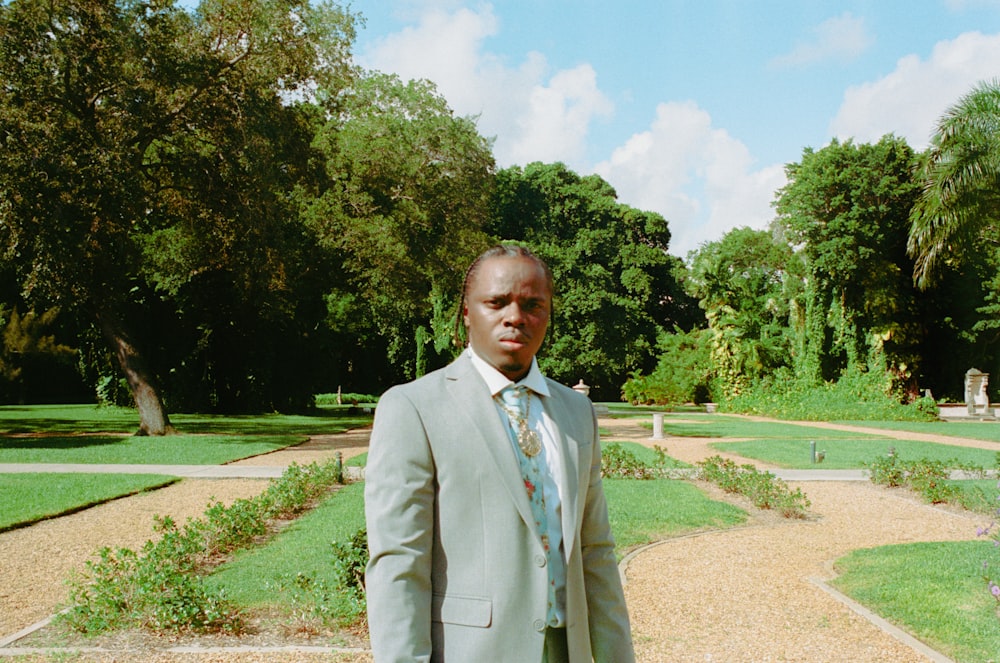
[
  {"x1": 544, "y1": 376, "x2": 595, "y2": 413},
  {"x1": 545, "y1": 376, "x2": 587, "y2": 400},
  {"x1": 379, "y1": 355, "x2": 472, "y2": 402}
]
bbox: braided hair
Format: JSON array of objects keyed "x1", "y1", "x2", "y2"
[{"x1": 452, "y1": 244, "x2": 554, "y2": 348}]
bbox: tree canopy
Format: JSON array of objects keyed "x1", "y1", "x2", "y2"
[
  {"x1": 0, "y1": 0, "x2": 357, "y2": 429},
  {"x1": 909, "y1": 78, "x2": 1000, "y2": 287},
  {"x1": 773, "y1": 136, "x2": 923, "y2": 388},
  {"x1": 488, "y1": 162, "x2": 698, "y2": 399},
  {"x1": 1, "y1": 6, "x2": 999, "y2": 418}
]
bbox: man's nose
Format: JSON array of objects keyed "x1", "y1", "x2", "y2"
[{"x1": 503, "y1": 303, "x2": 525, "y2": 325}]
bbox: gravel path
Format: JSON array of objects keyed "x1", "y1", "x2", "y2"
[{"x1": 1, "y1": 418, "x2": 995, "y2": 662}]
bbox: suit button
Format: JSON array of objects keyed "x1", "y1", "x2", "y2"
[
  {"x1": 533, "y1": 619, "x2": 545, "y2": 632},
  {"x1": 534, "y1": 554, "x2": 546, "y2": 567}
]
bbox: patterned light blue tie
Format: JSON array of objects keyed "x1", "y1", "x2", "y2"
[{"x1": 499, "y1": 386, "x2": 558, "y2": 626}]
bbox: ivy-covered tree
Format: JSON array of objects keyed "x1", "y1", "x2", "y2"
[
  {"x1": 488, "y1": 162, "x2": 700, "y2": 399},
  {"x1": 773, "y1": 136, "x2": 923, "y2": 392},
  {"x1": 0, "y1": 0, "x2": 357, "y2": 430}
]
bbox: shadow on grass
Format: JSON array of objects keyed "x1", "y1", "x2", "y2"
[{"x1": 0, "y1": 404, "x2": 373, "y2": 437}]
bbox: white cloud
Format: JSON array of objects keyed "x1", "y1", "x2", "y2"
[
  {"x1": 770, "y1": 12, "x2": 872, "y2": 68},
  {"x1": 595, "y1": 102, "x2": 786, "y2": 259},
  {"x1": 829, "y1": 31, "x2": 1000, "y2": 149},
  {"x1": 357, "y1": 3, "x2": 612, "y2": 169},
  {"x1": 358, "y1": 2, "x2": 785, "y2": 259}
]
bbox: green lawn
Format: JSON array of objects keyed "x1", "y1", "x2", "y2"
[
  {"x1": 0, "y1": 473, "x2": 177, "y2": 531},
  {"x1": 0, "y1": 404, "x2": 371, "y2": 436},
  {"x1": 207, "y1": 481, "x2": 368, "y2": 623},
  {"x1": 839, "y1": 419, "x2": 1000, "y2": 444},
  {"x1": 832, "y1": 541, "x2": 1000, "y2": 663},
  {"x1": 0, "y1": 404, "x2": 375, "y2": 531},
  {"x1": 658, "y1": 413, "x2": 888, "y2": 440},
  {"x1": 0, "y1": 433, "x2": 306, "y2": 465},
  {"x1": 714, "y1": 437, "x2": 1000, "y2": 469},
  {"x1": 606, "y1": 440, "x2": 692, "y2": 468},
  {"x1": 603, "y1": 478, "x2": 745, "y2": 552},
  {"x1": 946, "y1": 479, "x2": 1000, "y2": 514}
]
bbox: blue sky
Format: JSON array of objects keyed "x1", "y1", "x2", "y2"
[{"x1": 351, "y1": 1, "x2": 1000, "y2": 257}]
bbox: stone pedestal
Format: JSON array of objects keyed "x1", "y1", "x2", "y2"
[
  {"x1": 651, "y1": 413, "x2": 664, "y2": 440},
  {"x1": 965, "y1": 368, "x2": 992, "y2": 416}
]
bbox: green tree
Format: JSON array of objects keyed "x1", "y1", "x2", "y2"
[
  {"x1": 303, "y1": 72, "x2": 495, "y2": 384},
  {"x1": 488, "y1": 162, "x2": 700, "y2": 399},
  {"x1": 909, "y1": 79, "x2": 1000, "y2": 287},
  {"x1": 685, "y1": 227, "x2": 799, "y2": 398},
  {"x1": 0, "y1": 306, "x2": 81, "y2": 403},
  {"x1": 773, "y1": 137, "x2": 923, "y2": 393},
  {"x1": 621, "y1": 327, "x2": 713, "y2": 405},
  {"x1": 0, "y1": 0, "x2": 356, "y2": 430},
  {"x1": 908, "y1": 81, "x2": 1000, "y2": 396}
]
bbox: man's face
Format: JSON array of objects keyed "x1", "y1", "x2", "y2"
[{"x1": 464, "y1": 255, "x2": 551, "y2": 381}]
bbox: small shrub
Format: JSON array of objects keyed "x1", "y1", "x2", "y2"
[
  {"x1": 314, "y1": 392, "x2": 380, "y2": 407},
  {"x1": 696, "y1": 455, "x2": 810, "y2": 518},
  {"x1": 724, "y1": 366, "x2": 939, "y2": 422},
  {"x1": 601, "y1": 443, "x2": 678, "y2": 479},
  {"x1": 868, "y1": 452, "x2": 907, "y2": 488},
  {"x1": 602, "y1": 443, "x2": 654, "y2": 479},
  {"x1": 867, "y1": 453, "x2": 969, "y2": 504}
]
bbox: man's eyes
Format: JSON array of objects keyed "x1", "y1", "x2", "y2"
[{"x1": 484, "y1": 298, "x2": 544, "y2": 311}]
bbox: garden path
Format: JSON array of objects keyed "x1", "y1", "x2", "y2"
[{"x1": 0, "y1": 417, "x2": 995, "y2": 662}]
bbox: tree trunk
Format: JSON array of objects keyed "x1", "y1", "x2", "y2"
[{"x1": 96, "y1": 308, "x2": 175, "y2": 436}]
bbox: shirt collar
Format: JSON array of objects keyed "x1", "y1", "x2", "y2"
[{"x1": 466, "y1": 346, "x2": 551, "y2": 398}]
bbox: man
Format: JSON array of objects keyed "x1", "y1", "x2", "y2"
[{"x1": 365, "y1": 244, "x2": 634, "y2": 662}]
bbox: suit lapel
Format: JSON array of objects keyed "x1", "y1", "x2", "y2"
[{"x1": 444, "y1": 355, "x2": 536, "y2": 533}]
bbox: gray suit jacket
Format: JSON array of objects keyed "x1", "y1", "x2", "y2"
[{"x1": 365, "y1": 353, "x2": 634, "y2": 662}]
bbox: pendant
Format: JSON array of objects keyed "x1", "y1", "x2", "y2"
[{"x1": 518, "y1": 425, "x2": 542, "y2": 457}]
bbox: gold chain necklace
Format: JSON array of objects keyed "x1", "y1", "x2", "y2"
[{"x1": 497, "y1": 391, "x2": 542, "y2": 457}]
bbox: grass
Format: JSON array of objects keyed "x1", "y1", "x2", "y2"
[
  {"x1": 6, "y1": 402, "x2": 1000, "y2": 660},
  {"x1": 658, "y1": 413, "x2": 887, "y2": 440},
  {"x1": 0, "y1": 473, "x2": 177, "y2": 531},
  {"x1": 839, "y1": 419, "x2": 1000, "y2": 444},
  {"x1": 945, "y1": 479, "x2": 1000, "y2": 514},
  {"x1": 0, "y1": 404, "x2": 374, "y2": 531},
  {"x1": 715, "y1": 438, "x2": 1000, "y2": 470},
  {"x1": 0, "y1": 433, "x2": 306, "y2": 465},
  {"x1": 206, "y1": 481, "x2": 367, "y2": 622},
  {"x1": 603, "y1": 478, "x2": 745, "y2": 553},
  {"x1": 604, "y1": 440, "x2": 693, "y2": 468},
  {"x1": 831, "y1": 541, "x2": 1000, "y2": 663},
  {"x1": 0, "y1": 404, "x2": 372, "y2": 436}
]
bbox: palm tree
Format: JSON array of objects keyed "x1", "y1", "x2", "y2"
[{"x1": 908, "y1": 79, "x2": 1000, "y2": 287}]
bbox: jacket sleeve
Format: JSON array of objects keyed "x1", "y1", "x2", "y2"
[
  {"x1": 580, "y1": 407, "x2": 636, "y2": 663},
  {"x1": 364, "y1": 386, "x2": 436, "y2": 663}
]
